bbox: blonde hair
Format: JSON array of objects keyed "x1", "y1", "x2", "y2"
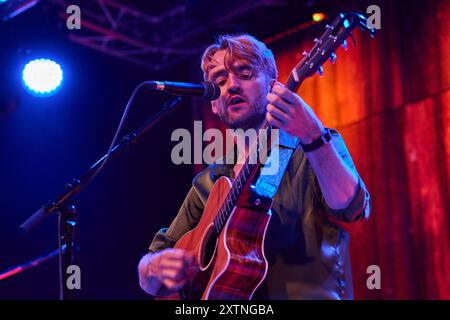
[{"x1": 201, "y1": 34, "x2": 277, "y2": 81}]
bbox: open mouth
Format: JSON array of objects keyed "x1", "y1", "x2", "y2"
[{"x1": 227, "y1": 96, "x2": 247, "y2": 108}]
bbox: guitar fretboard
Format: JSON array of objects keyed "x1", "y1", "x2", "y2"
[{"x1": 212, "y1": 148, "x2": 258, "y2": 235}]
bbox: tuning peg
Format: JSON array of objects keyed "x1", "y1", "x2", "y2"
[
  {"x1": 330, "y1": 52, "x2": 337, "y2": 64},
  {"x1": 316, "y1": 66, "x2": 324, "y2": 77},
  {"x1": 341, "y1": 40, "x2": 348, "y2": 51},
  {"x1": 314, "y1": 38, "x2": 323, "y2": 45},
  {"x1": 302, "y1": 51, "x2": 310, "y2": 58}
]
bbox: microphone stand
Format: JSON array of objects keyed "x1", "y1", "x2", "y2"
[{"x1": 17, "y1": 95, "x2": 183, "y2": 300}]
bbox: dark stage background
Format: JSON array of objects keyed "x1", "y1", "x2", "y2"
[{"x1": 0, "y1": 0, "x2": 449, "y2": 299}]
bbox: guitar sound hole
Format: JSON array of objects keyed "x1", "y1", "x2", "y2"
[{"x1": 199, "y1": 225, "x2": 218, "y2": 270}]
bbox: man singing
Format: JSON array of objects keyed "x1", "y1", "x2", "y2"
[{"x1": 138, "y1": 34, "x2": 370, "y2": 300}]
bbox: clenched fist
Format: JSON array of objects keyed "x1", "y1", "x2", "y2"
[{"x1": 138, "y1": 248, "x2": 198, "y2": 296}]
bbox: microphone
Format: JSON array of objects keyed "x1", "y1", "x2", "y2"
[{"x1": 145, "y1": 81, "x2": 220, "y2": 101}]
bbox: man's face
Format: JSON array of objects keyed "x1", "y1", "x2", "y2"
[{"x1": 207, "y1": 50, "x2": 273, "y2": 130}]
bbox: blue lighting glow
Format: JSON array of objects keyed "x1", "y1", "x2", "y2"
[{"x1": 22, "y1": 58, "x2": 63, "y2": 97}]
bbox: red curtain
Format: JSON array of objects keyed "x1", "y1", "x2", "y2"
[
  {"x1": 193, "y1": 0, "x2": 450, "y2": 299},
  {"x1": 274, "y1": 0, "x2": 450, "y2": 299}
]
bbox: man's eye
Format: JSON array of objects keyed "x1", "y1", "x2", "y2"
[
  {"x1": 238, "y1": 69, "x2": 253, "y2": 79},
  {"x1": 215, "y1": 78, "x2": 226, "y2": 86},
  {"x1": 239, "y1": 72, "x2": 252, "y2": 79}
]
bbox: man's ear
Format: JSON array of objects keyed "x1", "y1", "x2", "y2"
[
  {"x1": 211, "y1": 101, "x2": 218, "y2": 114},
  {"x1": 268, "y1": 78, "x2": 277, "y2": 91}
]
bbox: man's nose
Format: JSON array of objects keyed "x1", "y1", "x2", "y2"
[{"x1": 227, "y1": 73, "x2": 241, "y2": 94}]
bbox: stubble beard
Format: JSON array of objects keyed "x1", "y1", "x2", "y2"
[{"x1": 220, "y1": 95, "x2": 267, "y2": 131}]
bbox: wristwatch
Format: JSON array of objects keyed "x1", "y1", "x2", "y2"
[{"x1": 299, "y1": 128, "x2": 332, "y2": 152}]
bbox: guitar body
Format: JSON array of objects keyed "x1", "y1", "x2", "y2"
[{"x1": 162, "y1": 176, "x2": 272, "y2": 300}]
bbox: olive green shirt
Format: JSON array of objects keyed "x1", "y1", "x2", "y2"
[{"x1": 148, "y1": 129, "x2": 370, "y2": 300}]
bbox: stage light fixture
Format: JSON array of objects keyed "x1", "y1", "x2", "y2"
[{"x1": 22, "y1": 58, "x2": 63, "y2": 97}]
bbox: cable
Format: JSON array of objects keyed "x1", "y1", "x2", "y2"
[{"x1": 79, "y1": 81, "x2": 149, "y2": 192}]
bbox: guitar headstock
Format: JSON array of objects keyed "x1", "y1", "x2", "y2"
[{"x1": 286, "y1": 12, "x2": 377, "y2": 92}]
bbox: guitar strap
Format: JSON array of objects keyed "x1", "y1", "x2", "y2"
[{"x1": 254, "y1": 129, "x2": 300, "y2": 199}]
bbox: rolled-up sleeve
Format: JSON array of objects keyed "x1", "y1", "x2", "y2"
[
  {"x1": 324, "y1": 175, "x2": 371, "y2": 231},
  {"x1": 313, "y1": 130, "x2": 371, "y2": 231}
]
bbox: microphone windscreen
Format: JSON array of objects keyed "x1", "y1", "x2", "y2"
[{"x1": 202, "y1": 81, "x2": 220, "y2": 101}]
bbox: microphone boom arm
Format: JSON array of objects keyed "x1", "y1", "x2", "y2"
[{"x1": 19, "y1": 96, "x2": 183, "y2": 234}]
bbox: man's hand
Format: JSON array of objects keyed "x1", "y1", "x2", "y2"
[
  {"x1": 266, "y1": 81, "x2": 324, "y2": 143},
  {"x1": 266, "y1": 81, "x2": 360, "y2": 211},
  {"x1": 138, "y1": 248, "x2": 197, "y2": 295}
]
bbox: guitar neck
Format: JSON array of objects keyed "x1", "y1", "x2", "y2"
[{"x1": 212, "y1": 127, "x2": 271, "y2": 234}]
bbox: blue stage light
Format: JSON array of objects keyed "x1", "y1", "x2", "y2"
[{"x1": 22, "y1": 58, "x2": 63, "y2": 97}]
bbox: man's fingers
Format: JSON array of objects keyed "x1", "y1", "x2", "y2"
[
  {"x1": 266, "y1": 92, "x2": 292, "y2": 114},
  {"x1": 270, "y1": 83, "x2": 298, "y2": 105},
  {"x1": 160, "y1": 268, "x2": 190, "y2": 290},
  {"x1": 162, "y1": 277, "x2": 187, "y2": 290},
  {"x1": 266, "y1": 112, "x2": 285, "y2": 128},
  {"x1": 156, "y1": 250, "x2": 197, "y2": 280},
  {"x1": 163, "y1": 248, "x2": 189, "y2": 259},
  {"x1": 160, "y1": 267, "x2": 186, "y2": 281},
  {"x1": 163, "y1": 249, "x2": 195, "y2": 264},
  {"x1": 147, "y1": 249, "x2": 197, "y2": 290},
  {"x1": 158, "y1": 258, "x2": 184, "y2": 271},
  {"x1": 267, "y1": 103, "x2": 289, "y2": 123}
]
